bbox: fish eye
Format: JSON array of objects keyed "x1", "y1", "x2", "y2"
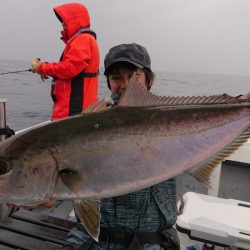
[{"x1": 0, "y1": 160, "x2": 11, "y2": 176}]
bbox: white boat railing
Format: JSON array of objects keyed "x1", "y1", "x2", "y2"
[
  {"x1": 0, "y1": 99, "x2": 12, "y2": 220},
  {"x1": 0, "y1": 99, "x2": 7, "y2": 141}
]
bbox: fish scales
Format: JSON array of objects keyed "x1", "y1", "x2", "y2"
[
  {"x1": 0, "y1": 74, "x2": 249, "y2": 205},
  {"x1": 0, "y1": 101, "x2": 249, "y2": 205}
]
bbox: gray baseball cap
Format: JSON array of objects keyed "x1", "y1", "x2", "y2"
[{"x1": 104, "y1": 43, "x2": 151, "y2": 75}]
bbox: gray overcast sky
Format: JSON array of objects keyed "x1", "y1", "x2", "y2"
[{"x1": 1, "y1": 0, "x2": 250, "y2": 75}]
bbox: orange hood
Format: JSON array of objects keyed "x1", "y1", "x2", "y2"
[{"x1": 54, "y1": 3, "x2": 90, "y2": 40}]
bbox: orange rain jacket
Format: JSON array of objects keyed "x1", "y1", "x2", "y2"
[{"x1": 37, "y1": 3, "x2": 100, "y2": 120}]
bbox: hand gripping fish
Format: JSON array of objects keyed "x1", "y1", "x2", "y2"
[{"x1": 0, "y1": 75, "x2": 249, "y2": 241}]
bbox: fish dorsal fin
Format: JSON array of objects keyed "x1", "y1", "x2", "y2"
[
  {"x1": 81, "y1": 99, "x2": 110, "y2": 114},
  {"x1": 74, "y1": 199, "x2": 100, "y2": 242},
  {"x1": 118, "y1": 74, "x2": 154, "y2": 106},
  {"x1": 118, "y1": 73, "x2": 248, "y2": 107},
  {"x1": 189, "y1": 126, "x2": 250, "y2": 186}
]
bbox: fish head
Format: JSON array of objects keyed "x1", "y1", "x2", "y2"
[{"x1": 0, "y1": 140, "x2": 58, "y2": 206}]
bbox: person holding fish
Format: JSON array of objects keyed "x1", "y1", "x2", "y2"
[
  {"x1": 63, "y1": 43, "x2": 180, "y2": 249},
  {"x1": 2, "y1": 41, "x2": 249, "y2": 248},
  {"x1": 31, "y1": 2, "x2": 100, "y2": 121}
]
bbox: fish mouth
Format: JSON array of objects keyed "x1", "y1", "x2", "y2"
[{"x1": 0, "y1": 161, "x2": 11, "y2": 176}]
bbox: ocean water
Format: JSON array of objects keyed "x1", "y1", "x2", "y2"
[{"x1": 0, "y1": 58, "x2": 249, "y2": 131}]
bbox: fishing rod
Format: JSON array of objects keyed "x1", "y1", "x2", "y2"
[
  {"x1": 0, "y1": 69, "x2": 31, "y2": 75},
  {"x1": 0, "y1": 58, "x2": 41, "y2": 76}
]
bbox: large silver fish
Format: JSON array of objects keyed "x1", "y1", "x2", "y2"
[{"x1": 0, "y1": 76, "x2": 249, "y2": 239}]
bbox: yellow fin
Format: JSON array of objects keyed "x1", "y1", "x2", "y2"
[
  {"x1": 74, "y1": 199, "x2": 100, "y2": 242},
  {"x1": 59, "y1": 169, "x2": 86, "y2": 193},
  {"x1": 189, "y1": 126, "x2": 250, "y2": 186}
]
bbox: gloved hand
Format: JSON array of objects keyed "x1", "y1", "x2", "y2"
[
  {"x1": 40, "y1": 74, "x2": 49, "y2": 81},
  {"x1": 31, "y1": 59, "x2": 41, "y2": 73},
  {"x1": 31, "y1": 58, "x2": 49, "y2": 81}
]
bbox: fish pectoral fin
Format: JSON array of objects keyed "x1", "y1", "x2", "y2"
[
  {"x1": 59, "y1": 169, "x2": 85, "y2": 193},
  {"x1": 74, "y1": 199, "x2": 100, "y2": 242}
]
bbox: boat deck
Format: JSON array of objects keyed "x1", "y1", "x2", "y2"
[{"x1": 0, "y1": 202, "x2": 77, "y2": 250}]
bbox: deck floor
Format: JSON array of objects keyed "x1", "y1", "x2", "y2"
[{"x1": 0, "y1": 201, "x2": 77, "y2": 249}]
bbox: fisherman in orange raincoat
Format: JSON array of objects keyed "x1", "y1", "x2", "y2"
[{"x1": 31, "y1": 2, "x2": 100, "y2": 121}]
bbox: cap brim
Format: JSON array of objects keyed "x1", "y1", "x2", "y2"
[{"x1": 104, "y1": 59, "x2": 144, "y2": 75}]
